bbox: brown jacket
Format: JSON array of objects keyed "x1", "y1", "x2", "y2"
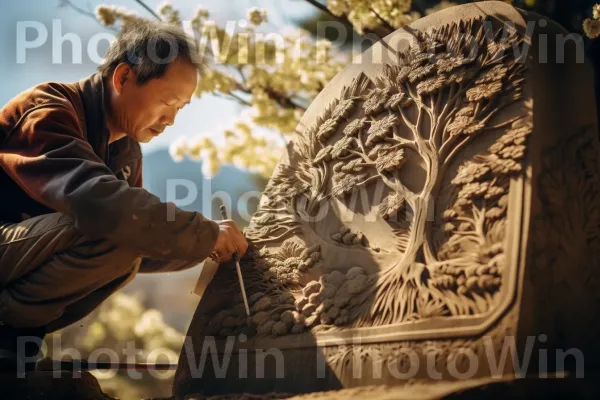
[{"x1": 0, "y1": 72, "x2": 219, "y2": 261}]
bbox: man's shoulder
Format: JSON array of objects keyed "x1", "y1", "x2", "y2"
[
  {"x1": 21, "y1": 80, "x2": 83, "y2": 115},
  {"x1": 1, "y1": 79, "x2": 83, "y2": 133}
]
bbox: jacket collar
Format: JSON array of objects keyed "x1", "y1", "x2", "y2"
[{"x1": 77, "y1": 71, "x2": 111, "y2": 162}]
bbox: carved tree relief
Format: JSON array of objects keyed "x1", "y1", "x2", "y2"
[
  {"x1": 205, "y1": 18, "x2": 532, "y2": 338},
  {"x1": 173, "y1": 4, "x2": 600, "y2": 397}
]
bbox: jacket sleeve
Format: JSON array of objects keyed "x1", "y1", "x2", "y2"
[{"x1": 2, "y1": 104, "x2": 220, "y2": 261}]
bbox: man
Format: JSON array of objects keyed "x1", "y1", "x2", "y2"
[{"x1": 0, "y1": 19, "x2": 248, "y2": 370}]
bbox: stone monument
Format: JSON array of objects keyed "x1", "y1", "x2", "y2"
[{"x1": 174, "y1": 2, "x2": 600, "y2": 398}]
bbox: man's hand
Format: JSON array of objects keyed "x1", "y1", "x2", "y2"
[{"x1": 211, "y1": 220, "x2": 248, "y2": 263}]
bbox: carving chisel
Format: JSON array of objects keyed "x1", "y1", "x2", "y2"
[{"x1": 219, "y1": 205, "x2": 251, "y2": 318}]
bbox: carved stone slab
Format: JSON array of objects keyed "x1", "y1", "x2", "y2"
[{"x1": 174, "y1": 2, "x2": 600, "y2": 397}]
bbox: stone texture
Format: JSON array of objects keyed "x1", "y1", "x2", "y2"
[{"x1": 174, "y1": 1, "x2": 600, "y2": 398}]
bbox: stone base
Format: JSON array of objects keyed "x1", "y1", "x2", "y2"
[{"x1": 174, "y1": 373, "x2": 600, "y2": 400}]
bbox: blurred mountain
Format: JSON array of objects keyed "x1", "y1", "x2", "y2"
[{"x1": 142, "y1": 148, "x2": 265, "y2": 228}]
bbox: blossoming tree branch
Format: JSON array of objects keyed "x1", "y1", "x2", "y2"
[{"x1": 66, "y1": 0, "x2": 600, "y2": 179}]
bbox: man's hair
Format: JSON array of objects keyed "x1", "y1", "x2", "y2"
[{"x1": 99, "y1": 19, "x2": 201, "y2": 85}]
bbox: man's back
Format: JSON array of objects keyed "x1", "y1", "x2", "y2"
[{"x1": 0, "y1": 74, "x2": 142, "y2": 224}]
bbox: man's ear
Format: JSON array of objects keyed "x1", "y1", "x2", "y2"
[{"x1": 112, "y1": 63, "x2": 132, "y2": 95}]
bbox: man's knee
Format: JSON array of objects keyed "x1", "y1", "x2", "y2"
[
  {"x1": 24, "y1": 213, "x2": 140, "y2": 278},
  {"x1": 70, "y1": 238, "x2": 139, "y2": 276},
  {"x1": 54, "y1": 217, "x2": 141, "y2": 277}
]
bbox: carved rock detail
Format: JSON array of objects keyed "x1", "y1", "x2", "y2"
[
  {"x1": 331, "y1": 226, "x2": 368, "y2": 247},
  {"x1": 203, "y1": 16, "x2": 531, "y2": 338},
  {"x1": 238, "y1": 16, "x2": 529, "y2": 332},
  {"x1": 175, "y1": 3, "x2": 600, "y2": 397}
]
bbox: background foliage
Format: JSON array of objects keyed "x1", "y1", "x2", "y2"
[{"x1": 81, "y1": 0, "x2": 600, "y2": 181}]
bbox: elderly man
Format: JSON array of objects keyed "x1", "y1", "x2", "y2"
[{"x1": 0, "y1": 19, "x2": 247, "y2": 370}]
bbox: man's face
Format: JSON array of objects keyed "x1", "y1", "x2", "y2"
[{"x1": 113, "y1": 58, "x2": 198, "y2": 143}]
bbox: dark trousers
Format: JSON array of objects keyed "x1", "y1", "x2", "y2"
[{"x1": 0, "y1": 213, "x2": 198, "y2": 333}]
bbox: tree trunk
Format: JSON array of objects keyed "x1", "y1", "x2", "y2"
[{"x1": 353, "y1": 140, "x2": 441, "y2": 326}]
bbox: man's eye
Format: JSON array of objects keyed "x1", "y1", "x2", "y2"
[{"x1": 162, "y1": 100, "x2": 183, "y2": 110}]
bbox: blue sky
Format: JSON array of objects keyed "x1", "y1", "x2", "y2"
[{"x1": 0, "y1": 0, "x2": 315, "y2": 153}]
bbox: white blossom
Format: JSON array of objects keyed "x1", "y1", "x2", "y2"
[
  {"x1": 202, "y1": 153, "x2": 221, "y2": 178},
  {"x1": 156, "y1": 1, "x2": 173, "y2": 16},
  {"x1": 169, "y1": 137, "x2": 188, "y2": 162},
  {"x1": 247, "y1": 7, "x2": 268, "y2": 26}
]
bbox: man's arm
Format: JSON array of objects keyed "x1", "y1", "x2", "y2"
[{"x1": 1, "y1": 104, "x2": 220, "y2": 261}]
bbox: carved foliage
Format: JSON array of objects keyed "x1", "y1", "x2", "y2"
[
  {"x1": 433, "y1": 120, "x2": 532, "y2": 314},
  {"x1": 205, "y1": 238, "x2": 324, "y2": 338},
  {"x1": 294, "y1": 267, "x2": 369, "y2": 328},
  {"x1": 242, "y1": 16, "x2": 531, "y2": 334}
]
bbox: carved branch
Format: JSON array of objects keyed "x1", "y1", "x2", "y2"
[
  {"x1": 399, "y1": 107, "x2": 418, "y2": 140},
  {"x1": 441, "y1": 135, "x2": 469, "y2": 167},
  {"x1": 470, "y1": 205, "x2": 488, "y2": 242},
  {"x1": 317, "y1": 164, "x2": 329, "y2": 197},
  {"x1": 440, "y1": 107, "x2": 501, "y2": 165},
  {"x1": 250, "y1": 226, "x2": 301, "y2": 244},
  {"x1": 423, "y1": 238, "x2": 438, "y2": 265},
  {"x1": 429, "y1": 96, "x2": 436, "y2": 123},
  {"x1": 434, "y1": 86, "x2": 444, "y2": 114},
  {"x1": 357, "y1": 161, "x2": 376, "y2": 167},
  {"x1": 388, "y1": 138, "x2": 419, "y2": 153},
  {"x1": 406, "y1": 83, "x2": 426, "y2": 111},
  {"x1": 439, "y1": 83, "x2": 465, "y2": 144},
  {"x1": 413, "y1": 106, "x2": 429, "y2": 155},
  {"x1": 356, "y1": 174, "x2": 381, "y2": 189},
  {"x1": 348, "y1": 148, "x2": 374, "y2": 164},
  {"x1": 385, "y1": 171, "x2": 415, "y2": 206},
  {"x1": 255, "y1": 207, "x2": 292, "y2": 214},
  {"x1": 355, "y1": 133, "x2": 368, "y2": 154},
  {"x1": 482, "y1": 114, "x2": 527, "y2": 132}
]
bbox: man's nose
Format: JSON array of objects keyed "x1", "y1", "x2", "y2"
[{"x1": 160, "y1": 112, "x2": 176, "y2": 127}]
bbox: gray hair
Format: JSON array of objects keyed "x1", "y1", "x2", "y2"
[{"x1": 99, "y1": 19, "x2": 202, "y2": 85}]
